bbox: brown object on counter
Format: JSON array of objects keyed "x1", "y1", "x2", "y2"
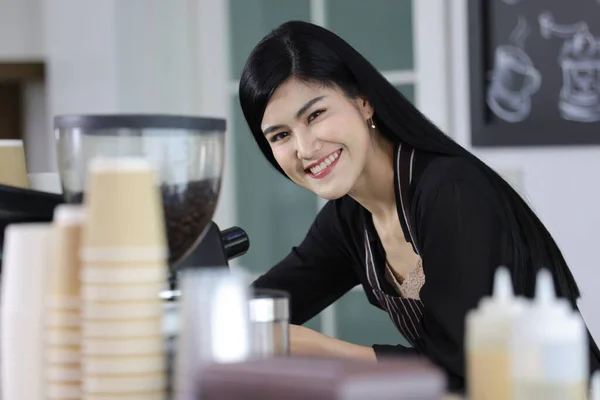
[
  {"x1": 198, "y1": 356, "x2": 446, "y2": 400},
  {"x1": 0, "y1": 140, "x2": 29, "y2": 188}
]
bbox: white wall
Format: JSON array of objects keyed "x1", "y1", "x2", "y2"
[
  {"x1": 21, "y1": 82, "x2": 48, "y2": 173},
  {"x1": 0, "y1": 0, "x2": 47, "y2": 173},
  {"x1": 42, "y1": 0, "x2": 121, "y2": 175},
  {"x1": 449, "y1": 0, "x2": 600, "y2": 342},
  {"x1": 194, "y1": 0, "x2": 236, "y2": 232},
  {"x1": 0, "y1": 0, "x2": 43, "y2": 60},
  {"x1": 114, "y1": 0, "x2": 198, "y2": 115}
]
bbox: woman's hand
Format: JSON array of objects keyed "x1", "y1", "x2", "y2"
[{"x1": 289, "y1": 324, "x2": 377, "y2": 361}]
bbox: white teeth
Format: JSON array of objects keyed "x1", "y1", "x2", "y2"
[{"x1": 309, "y1": 150, "x2": 341, "y2": 175}]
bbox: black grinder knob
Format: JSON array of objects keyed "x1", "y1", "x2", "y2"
[{"x1": 220, "y1": 226, "x2": 249, "y2": 260}]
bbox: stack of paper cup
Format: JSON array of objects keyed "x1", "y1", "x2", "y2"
[
  {"x1": 1, "y1": 223, "x2": 54, "y2": 400},
  {"x1": 80, "y1": 158, "x2": 168, "y2": 399},
  {"x1": 45, "y1": 205, "x2": 86, "y2": 399}
]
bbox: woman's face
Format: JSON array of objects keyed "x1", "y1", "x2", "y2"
[{"x1": 261, "y1": 78, "x2": 373, "y2": 200}]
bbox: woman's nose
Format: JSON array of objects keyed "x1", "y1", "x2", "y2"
[{"x1": 296, "y1": 132, "x2": 322, "y2": 160}]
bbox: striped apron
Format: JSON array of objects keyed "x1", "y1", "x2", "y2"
[{"x1": 364, "y1": 143, "x2": 424, "y2": 346}]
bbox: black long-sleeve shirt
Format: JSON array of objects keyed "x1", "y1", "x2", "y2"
[{"x1": 253, "y1": 143, "x2": 600, "y2": 392}]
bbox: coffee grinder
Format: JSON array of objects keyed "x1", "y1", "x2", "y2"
[{"x1": 0, "y1": 114, "x2": 249, "y2": 280}]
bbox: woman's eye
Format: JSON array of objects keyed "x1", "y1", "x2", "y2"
[
  {"x1": 270, "y1": 132, "x2": 289, "y2": 143},
  {"x1": 307, "y1": 109, "x2": 325, "y2": 123}
]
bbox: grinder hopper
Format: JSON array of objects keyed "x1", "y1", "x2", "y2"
[{"x1": 54, "y1": 114, "x2": 233, "y2": 274}]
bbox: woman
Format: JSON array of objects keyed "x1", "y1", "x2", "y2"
[{"x1": 239, "y1": 20, "x2": 600, "y2": 391}]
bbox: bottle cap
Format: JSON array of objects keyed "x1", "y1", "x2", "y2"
[
  {"x1": 466, "y1": 266, "x2": 527, "y2": 348},
  {"x1": 478, "y1": 266, "x2": 527, "y2": 312},
  {"x1": 535, "y1": 269, "x2": 570, "y2": 311},
  {"x1": 511, "y1": 268, "x2": 588, "y2": 382}
]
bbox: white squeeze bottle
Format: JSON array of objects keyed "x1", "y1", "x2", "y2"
[
  {"x1": 511, "y1": 268, "x2": 588, "y2": 400},
  {"x1": 466, "y1": 267, "x2": 528, "y2": 400},
  {"x1": 591, "y1": 370, "x2": 600, "y2": 400}
]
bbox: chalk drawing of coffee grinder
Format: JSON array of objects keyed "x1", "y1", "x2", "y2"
[
  {"x1": 539, "y1": 11, "x2": 600, "y2": 122},
  {"x1": 487, "y1": 16, "x2": 542, "y2": 122}
]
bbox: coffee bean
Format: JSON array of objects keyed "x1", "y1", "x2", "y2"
[
  {"x1": 161, "y1": 179, "x2": 219, "y2": 264},
  {"x1": 69, "y1": 179, "x2": 219, "y2": 265}
]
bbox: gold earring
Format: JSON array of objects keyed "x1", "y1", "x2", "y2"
[{"x1": 368, "y1": 117, "x2": 375, "y2": 129}]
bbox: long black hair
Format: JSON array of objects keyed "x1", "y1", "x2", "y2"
[{"x1": 238, "y1": 20, "x2": 579, "y2": 303}]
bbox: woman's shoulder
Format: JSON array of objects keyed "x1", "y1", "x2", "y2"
[{"x1": 414, "y1": 153, "x2": 496, "y2": 198}]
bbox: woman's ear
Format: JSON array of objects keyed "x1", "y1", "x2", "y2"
[{"x1": 358, "y1": 96, "x2": 374, "y2": 119}]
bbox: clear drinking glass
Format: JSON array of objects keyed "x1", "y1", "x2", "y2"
[{"x1": 174, "y1": 268, "x2": 252, "y2": 399}]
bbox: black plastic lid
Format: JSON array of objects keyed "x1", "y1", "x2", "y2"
[
  {"x1": 0, "y1": 184, "x2": 64, "y2": 221},
  {"x1": 0, "y1": 185, "x2": 65, "y2": 265},
  {"x1": 54, "y1": 114, "x2": 226, "y2": 132}
]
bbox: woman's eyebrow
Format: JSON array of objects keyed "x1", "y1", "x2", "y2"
[
  {"x1": 295, "y1": 95, "x2": 326, "y2": 120},
  {"x1": 263, "y1": 95, "x2": 327, "y2": 136}
]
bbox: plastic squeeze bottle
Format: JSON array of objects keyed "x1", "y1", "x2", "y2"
[
  {"x1": 511, "y1": 268, "x2": 588, "y2": 400},
  {"x1": 591, "y1": 370, "x2": 600, "y2": 400},
  {"x1": 466, "y1": 266, "x2": 528, "y2": 400}
]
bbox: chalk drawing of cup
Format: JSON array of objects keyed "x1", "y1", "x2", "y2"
[{"x1": 486, "y1": 45, "x2": 542, "y2": 122}]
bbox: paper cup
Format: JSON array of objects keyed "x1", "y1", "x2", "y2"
[
  {"x1": 82, "y1": 318, "x2": 162, "y2": 339},
  {"x1": 82, "y1": 392, "x2": 164, "y2": 400},
  {"x1": 83, "y1": 355, "x2": 165, "y2": 375},
  {"x1": 80, "y1": 263, "x2": 167, "y2": 285},
  {"x1": 46, "y1": 346, "x2": 81, "y2": 364},
  {"x1": 1, "y1": 223, "x2": 54, "y2": 400},
  {"x1": 47, "y1": 310, "x2": 81, "y2": 328},
  {"x1": 83, "y1": 300, "x2": 163, "y2": 320},
  {"x1": 47, "y1": 296, "x2": 81, "y2": 311},
  {"x1": 47, "y1": 365, "x2": 82, "y2": 382},
  {"x1": 47, "y1": 328, "x2": 81, "y2": 346},
  {"x1": 47, "y1": 383, "x2": 81, "y2": 399},
  {"x1": 82, "y1": 282, "x2": 165, "y2": 302},
  {"x1": 0, "y1": 139, "x2": 29, "y2": 188},
  {"x1": 83, "y1": 373, "x2": 166, "y2": 394},
  {"x1": 82, "y1": 337, "x2": 165, "y2": 356},
  {"x1": 81, "y1": 157, "x2": 167, "y2": 250},
  {"x1": 1, "y1": 330, "x2": 45, "y2": 400},
  {"x1": 49, "y1": 205, "x2": 86, "y2": 299},
  {"x1": 80, "y1": 246, "x2": 168, "y2": 263},
  {"x1": 1, "y1": 223, "x2": 54, "y2": 311}
]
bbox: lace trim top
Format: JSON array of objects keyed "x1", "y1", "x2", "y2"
[{"x1": 384, "y1": 258, "x2": 425, "y2": 299}]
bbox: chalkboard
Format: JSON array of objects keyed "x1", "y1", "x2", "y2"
[{"x1": 469, "y1": 0, "x2": 600, "y2": 147}]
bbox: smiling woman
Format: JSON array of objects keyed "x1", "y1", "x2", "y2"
[
  {"x1": 238, "y1": 20, "x2": 600, "y2": 395},
  {"x1": 260, "y1": 78, "x2": 391, "y2": 200}
]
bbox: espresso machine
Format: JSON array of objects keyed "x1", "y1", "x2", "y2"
[{"x1": 0, "y1": 114, "x2": 250, "y2": 278}]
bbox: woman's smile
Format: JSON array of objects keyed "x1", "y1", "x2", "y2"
[{"x1": 304, "y1": 149, "x2": 342, "y2": 179}]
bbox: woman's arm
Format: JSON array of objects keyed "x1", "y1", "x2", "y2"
[
  {"x1": 288, "y1": 324, "x2": 377, "y2": 360},
  {"x1": 252, "y1": 200, "x2": 361, "y2": 325},
  {"x1": 255, "y1": 198, "x2": 425, "y2": 360}
]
